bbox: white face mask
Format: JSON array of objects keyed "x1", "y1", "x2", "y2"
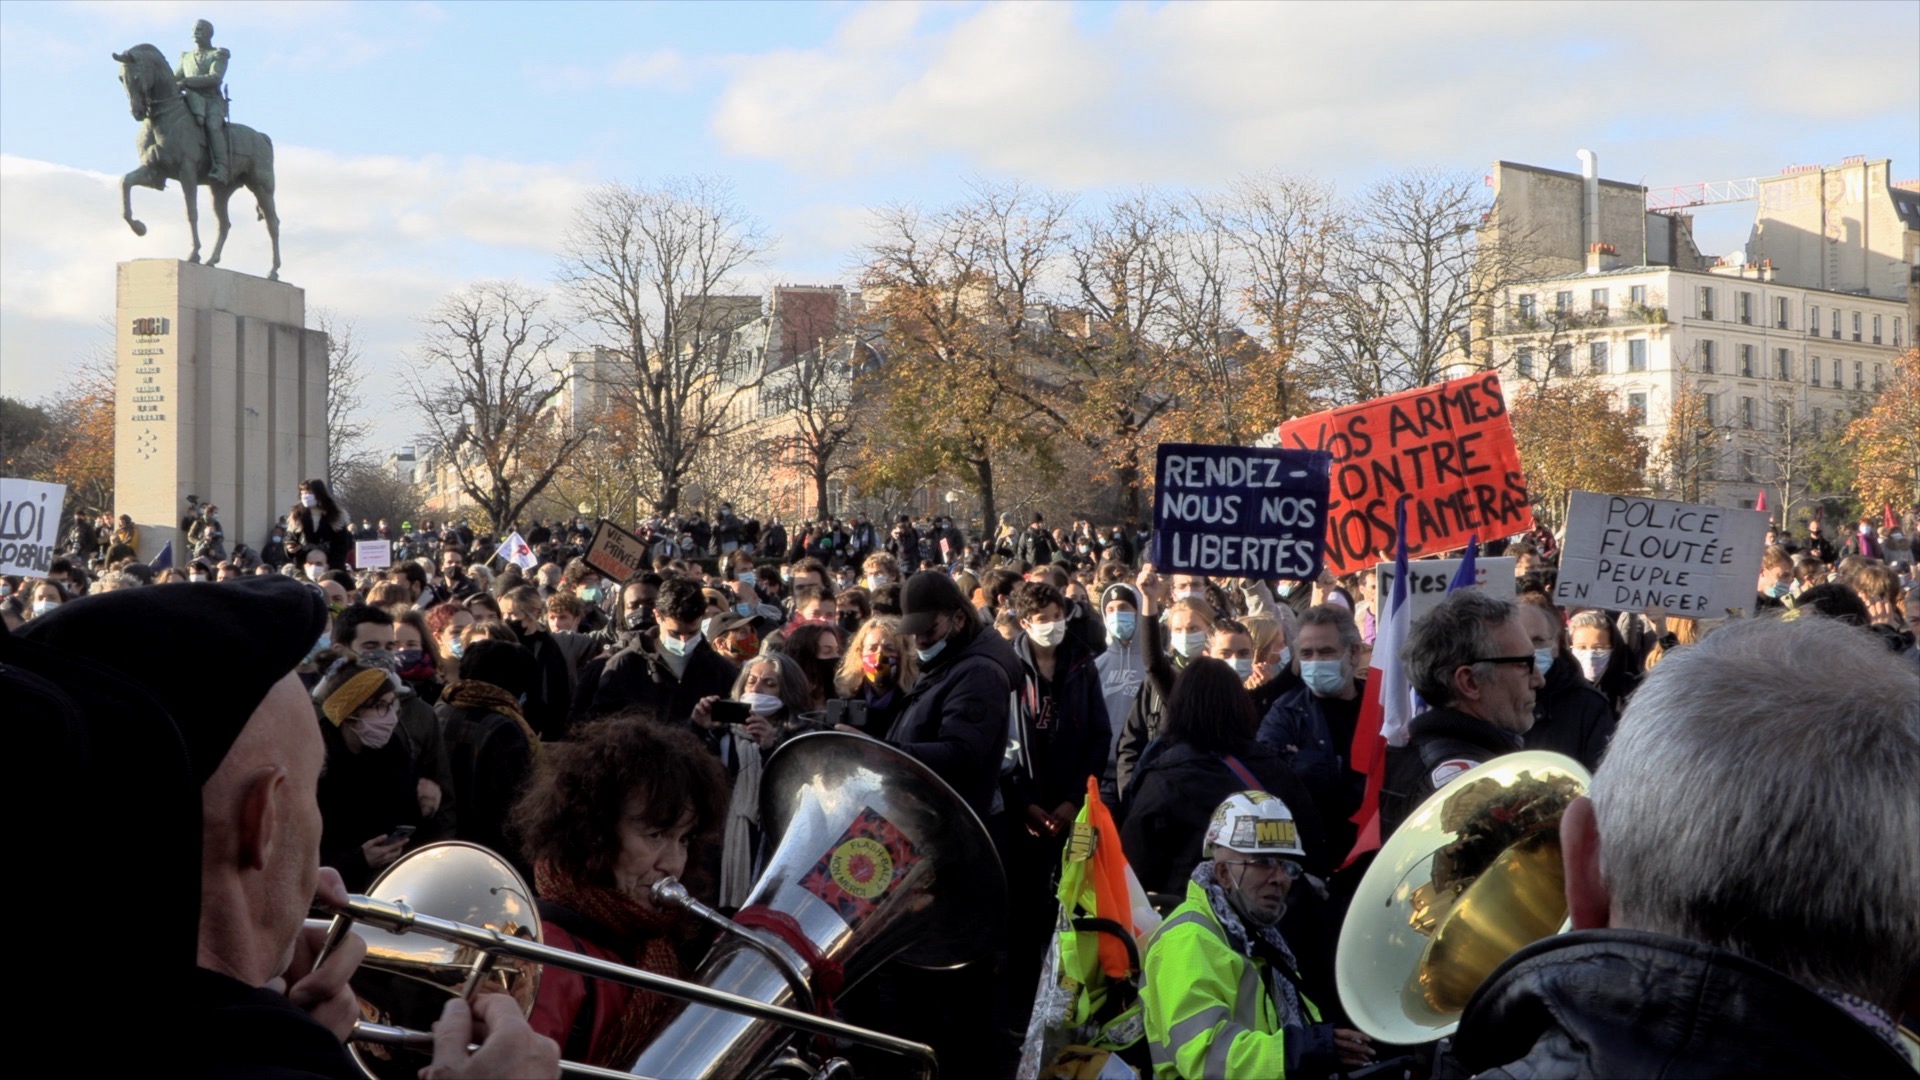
[
  {"x1": 32, "y1": 599, "x2": 60, "y2": 617},
  {"x1": 1573, "y1": 648, "x2": 1612, "y2": 683},
  {"x1": 1171, "y1": 630, "x2": 1208, "y2": 658},
  {"x1": 660, "y1": 631, "x2": 702, "y2": 657},
  {"x1": 353, "y1": 711, "x2": 400, "y2": 750},
  {"x1": 305, "y1": 564, "x2": 326, "y2": 581},
  {"x1": 1171, "y1": 587, "x2": 1198, "y2": 603},
  {"x1": 1228, "y1": 657, "x2": 1254, "y2": 679},
  {"x1": 1532, "y1": 647, "x2": 1555, "y2": 676},
  {"x1": 1026, "y1": 619, "x2": 1066, "y2": 648},
  {"x1": 742, "y1": 692, "x2": 783, "y2": 716},
  {"x1": 300, "y1": 492, "x2": 318, "y2": 508}
]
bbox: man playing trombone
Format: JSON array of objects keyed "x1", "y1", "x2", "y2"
[{"x1": 15, "y1": 576, "x2": 560, "y2": 1078}]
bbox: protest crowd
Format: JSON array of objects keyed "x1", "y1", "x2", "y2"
[{"x1": 8, "y1": 438, "x2": 1918, "y2": 1079}]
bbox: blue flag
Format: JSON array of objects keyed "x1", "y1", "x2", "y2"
[{"x1": 148, "y1": 540, "x2": 173, "y2": 570}]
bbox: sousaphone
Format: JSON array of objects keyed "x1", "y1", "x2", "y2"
[{"x1": 1335, "y1": 751, "x2": 1590, "y2": 1046}]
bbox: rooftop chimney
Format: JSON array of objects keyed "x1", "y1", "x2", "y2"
[
  {"x1": 1576, "y1": 149, "x2": 1600, "y2": 270},
  {"x1": 1586, "y1": 242, "x2": 1620, "y2": 274}
]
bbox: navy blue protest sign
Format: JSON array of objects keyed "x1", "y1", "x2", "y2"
[{"x1": 1150, "y1": 443, "x2": 1332, "y2": 579}]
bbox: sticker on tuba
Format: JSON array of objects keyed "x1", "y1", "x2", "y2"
[{"x1": 798, "y1": 806, "x2": 921, "y2": 923}]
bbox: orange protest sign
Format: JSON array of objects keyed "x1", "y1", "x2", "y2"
[{"x1": 1276, "y1": 373, "x2": 1533, "y2": 576}]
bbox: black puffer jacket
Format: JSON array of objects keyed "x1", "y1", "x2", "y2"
[{"x1": 1447, "y1": 929, "x2": 1912, "y2": 1078}]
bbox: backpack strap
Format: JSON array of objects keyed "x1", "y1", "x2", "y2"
[{"x1": 1217, "y1": 752, "x2": 1264, "y2": 792}]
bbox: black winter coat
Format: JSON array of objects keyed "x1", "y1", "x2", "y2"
[
  {"x1": 885, "y1": 625, "x2": 1019, "y2": 820},
  {"x1": 436, "y1": 698, "x2": 534, "y2": 878},
  {"x1": 1522, "y1": 653, "x2": 1616, "y2": 772},
  {"x1": 1119, "y1": 740, "x2": 1330, "y2": 894},
  {"x1": 1010, "y1": 633, "x2": 1111, "y2": 813},
  {"x1": 1380, "y1": 705, "x2": 1521, "y2": 841},
  {"x1": 315, "y1": 717, "x2": 421, "y2": 893},
  {"x1": 286, "y1": 506, "x2": 353, "y2": 571},
  {"x1": 590, "y1": 633, "x2": 740, "y2": 724},
  {"x1": 1447, "y1": 929, "x2": 1913, "y2": 1079},
  {"x1": 1256, "y1": 679, "x2": 1365, "y2": 857}
]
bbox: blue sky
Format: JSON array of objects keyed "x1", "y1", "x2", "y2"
[{"x1": 3, "y1": 0, "x2": 1916, "y2": 448}]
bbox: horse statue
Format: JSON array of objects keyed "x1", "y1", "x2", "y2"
[{"x1": 112, "y1": 43, "x2": 281, "y2": 280}]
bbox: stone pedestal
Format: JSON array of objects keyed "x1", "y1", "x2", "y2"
[{"x1": 115, "y1": 260, "x2": 328, "y2": 564}]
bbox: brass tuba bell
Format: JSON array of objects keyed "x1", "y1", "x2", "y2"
[{"x1": 1335, "y1": 751, "x2": 1590, "y2": 1046}]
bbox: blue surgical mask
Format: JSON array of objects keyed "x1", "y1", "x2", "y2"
[
  {"x1": 735, "y1": 602, "x2": 755, "y2": 618},
  {"x1": 1229, "y1": 657, "x2": 1254, "y2": 680},
  {"x1": 578, "y1": 585, "x2": 601, "y2": 604},
  {"x1": 916, "y1": 638, "x2": 948, "y2": 663},
  {"x1": 1105, "y1": 611, "x2": 1137, "y2": 642},
  {"x1": 1301, "y1": 659, "x2": 1345, "y2": 696},
  {"x1": 1171, "y1": 630, "x2": 1208, "y2": 659},
  {"x1": 1532, "y1": 647, "x2": 1554, "y2": 676},
  {"x1": 309, "y1": 630, "x2": 331, "y2": 658},
  {"x1": 448, "y1": 637, "x2": 466, "y2": 659}
]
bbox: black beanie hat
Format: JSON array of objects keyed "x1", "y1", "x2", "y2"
[{"x1": 19, "y1": 575, "x2": 328, "y2": 784}]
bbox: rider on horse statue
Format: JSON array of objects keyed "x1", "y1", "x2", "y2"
[{"x1": 175, "y1": 19, "x2": 230, "y2": 184}]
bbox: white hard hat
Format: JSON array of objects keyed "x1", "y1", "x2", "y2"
[{"x1": 1203, "y1": 790, "x2": 1305, "y2": 859}]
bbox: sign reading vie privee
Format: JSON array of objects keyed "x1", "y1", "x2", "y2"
[
  {"x1": 1276, "y1": 373, "x2": 1532, "y2": 576},
  {"x1": 1150, "y1": 442, "x2": 1332, "y2": 579},
  {"x1": 1553, "y1": 492, "x2": 1768, "y2": 616}
]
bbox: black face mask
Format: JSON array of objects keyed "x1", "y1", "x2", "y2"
[
  {"x1": 625, "y1": 610, "x2": 655, "y2": 632},
  {"x1": 839, "y1": 612, "x2": 862, "y2": 634}
]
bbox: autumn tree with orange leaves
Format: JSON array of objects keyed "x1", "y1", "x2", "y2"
[
  {"x1": 1844, "y1": 348, "x2": 1920, "y2": 514},
  {"x1": 1507, "y1": 377, "x2": 1647, "y2": 529},
  {"x1": 2, "y1": 349, "x2": 116, "y2": 523}
]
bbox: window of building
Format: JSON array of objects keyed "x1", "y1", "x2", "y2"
[
  {"x1": 1589, "y1": 341, "x2": 1609, "y2": 374},
  {"x1": 1701, "y1": 340, "x2": 1717, "y2": 373},
  {"x1": 1552, "y1": 345, "x2": 1572, "y2": 376},
  {"x1": 1556, "y1": 291, "x2": 1574, "y2": 315},
  {"x1": 1739, "y1": 343, "x2": 1755, "y2": 377},
  {"x1": 1629, "y1": 284, "x2": 1647, "y2": 307},
  {"x1": 1855, "y1": 360, "x2": 1864, "y2": 389},
  {"x1": 1872, "y1": 314, "x2": 1882, "y2": 344},
  {"x1": 1896, "y1": 318, "x2": 1905, "y2": 347},
  {"x1": 1699, "y1": 286, "x2": 1715, "y2": 320},
  {"x1": 1809, "y1": 304, "x2": 1820, "y2": 335},
  {"x1": 1627, "y1": 392, "x2": 1647, "y2": 425},
  {"x1": 1832, "y1": 309, "x2": 1842, "y2": 339},
  {"x1": 1516, "y1": 347, "x2": 1534, "y2": 377},
  {"x1": 1812, "y1": 407, "x2": 1823, "y2": 436},
  {"x1": 1775, "y1": 296, "x2": 1789, "y2": 328},
  {"x1": 1704, "y1": 394, "x2": 1718, "y2": 426},
  {"x1": 1591, "y1": 288, "x2": 1609, "y2": 313},
  {"x1": 1776, "y1": 348, "x2": 1791, "y2": 380},
  {"x1": 1852, "y1": 312, "x2": 1862, "y2": 341},
  {"x1": 1810, "y1": 356, "x2": 1821, "y2": 385},
  {"x1": 1628, "y1": 339, "x2": 1648, "y2": 372},
  {"x1": 1737, "y1": 292, "x2": 1754, "y2": 325},
  {"x1": 1739, "y1": 449, "x2": 1756, "y2": 483},
  {"x1": 1517, "y1": 294, "x2": 1535, "y2": 321},
  {"x1": 1874, "y1": 363, "x2": 1884, "y2": 390},
  {"x1": 1740, "y1": 396, "x2": 1754, "y2": 429}
]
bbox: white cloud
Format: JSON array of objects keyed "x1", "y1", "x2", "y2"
[
  {"x1": 708, "y1": 0, "x2": 1920, "y2": 190},
  {"x1": 0, "y1": 147, "x2": 591, "y2": 445}
]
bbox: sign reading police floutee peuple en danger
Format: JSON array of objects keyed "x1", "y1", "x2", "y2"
[
  {"x1": 1553, "y1": 492, "x2": 1768, "y2": 616},
  {"x1": 1149, "y1": 442, "x2": 1332, "y2": 580}
]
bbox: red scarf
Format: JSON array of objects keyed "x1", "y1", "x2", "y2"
[{"x1": 534, "y1": 859, "x2": 684, "y2": 1067}]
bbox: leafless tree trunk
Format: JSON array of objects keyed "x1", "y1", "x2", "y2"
[
  {"x1": 315, "y1": 308, "x2": 373, "y2": 476},
  {"x1": 558, "y1": 176, "x2": 772, "y2": 516}
]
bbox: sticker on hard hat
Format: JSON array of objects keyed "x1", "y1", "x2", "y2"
[
  {"x1": 1431, "y1": 758, "x2": 1480, "y2": 788},
  {"x1": 1231, "y1": 817, "x2": 1298, "y2": 849}
]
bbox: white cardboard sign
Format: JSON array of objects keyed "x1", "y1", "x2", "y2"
[
  {"x1": 1375, "y1": 556, "x2": 1516, "y2": 624},
  {"x1": 1553, "y1": 492, "x2": 1767, "y2": 616},
  {"x1": 354, "y1": 539, "x2": 392, "y2": 569},
  {"x1": 0, "y1": 478, "x2": 68, "y2": 577}
]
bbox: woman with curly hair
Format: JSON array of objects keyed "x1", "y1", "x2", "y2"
[{"x1": 515, "y1": 716, "x2": 729, "y2": 1068}]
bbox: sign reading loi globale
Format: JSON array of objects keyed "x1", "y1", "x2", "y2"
[
  {"x1": 1553, "y1": 492, "x2": 1768, "y2": 616},
  {"x1": 0, "y1": 478, "x2": 67, "y2": 577},
  {"x1": 1150, "y1": 442, "x2": 1332, "y2": 579},
  {"x1": 1277, "y1": 373, "x2": 1533, "y2": 577}
]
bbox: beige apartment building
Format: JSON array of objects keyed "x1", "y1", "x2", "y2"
[{"x1": 1470, "y1": 154, "x2": 1915, "y2": 517}]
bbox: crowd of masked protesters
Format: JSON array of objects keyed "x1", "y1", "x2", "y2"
[{"x1": 9, "y1": 478, "x2": 1916, "y2": 1079}]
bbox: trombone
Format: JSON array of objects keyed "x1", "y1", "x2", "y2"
[{"x1": 313, "y1": 875, "x2": 936, "y2": 1080}]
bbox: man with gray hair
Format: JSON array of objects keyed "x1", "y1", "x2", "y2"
[
  {"x1": 1380, "y1": 591, "x2": 1542, "y2": 839},
  {"x1": 1448, "y1": 614, "x2": 1919, "y2": 1075}
]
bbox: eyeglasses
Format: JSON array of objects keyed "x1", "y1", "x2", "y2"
[
  {"x1": 1470, "y1": 655, "x2": 1537, "y2": 671},
  {"x1": 354, "y1": 699, "x2": 398, "y2": 717},
  {"x1": 1219, "y1": 856, "x2": 1304, "y2": 878}
]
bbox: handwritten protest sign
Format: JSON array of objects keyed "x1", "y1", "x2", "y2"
[
  {"x1": 1375, "y1": 556, "x2": 1517, "y2": 624},
  {"x1": 1149, "y1": 442, "x2": 1332, "y2": 579},
  {"x1": 354, "y1": 539, "x2": 391, "y2": 569},
  {"x1": 583, "y1": 518, "x2": 650, "y2": 583},
  {"x1": 1553, "y1": 492, "x2": 1767, "y2": 616},
  {"x1": 0, "y1": 478, "x2": 67, "y2": 577},
  {"x1": 1277, "y1": 373, "x2": 1532, "y2": 576}
]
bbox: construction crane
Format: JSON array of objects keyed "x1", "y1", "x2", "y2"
[{"x1": 1645, "y1": 177, "x2": 1759, "y2": 213}]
